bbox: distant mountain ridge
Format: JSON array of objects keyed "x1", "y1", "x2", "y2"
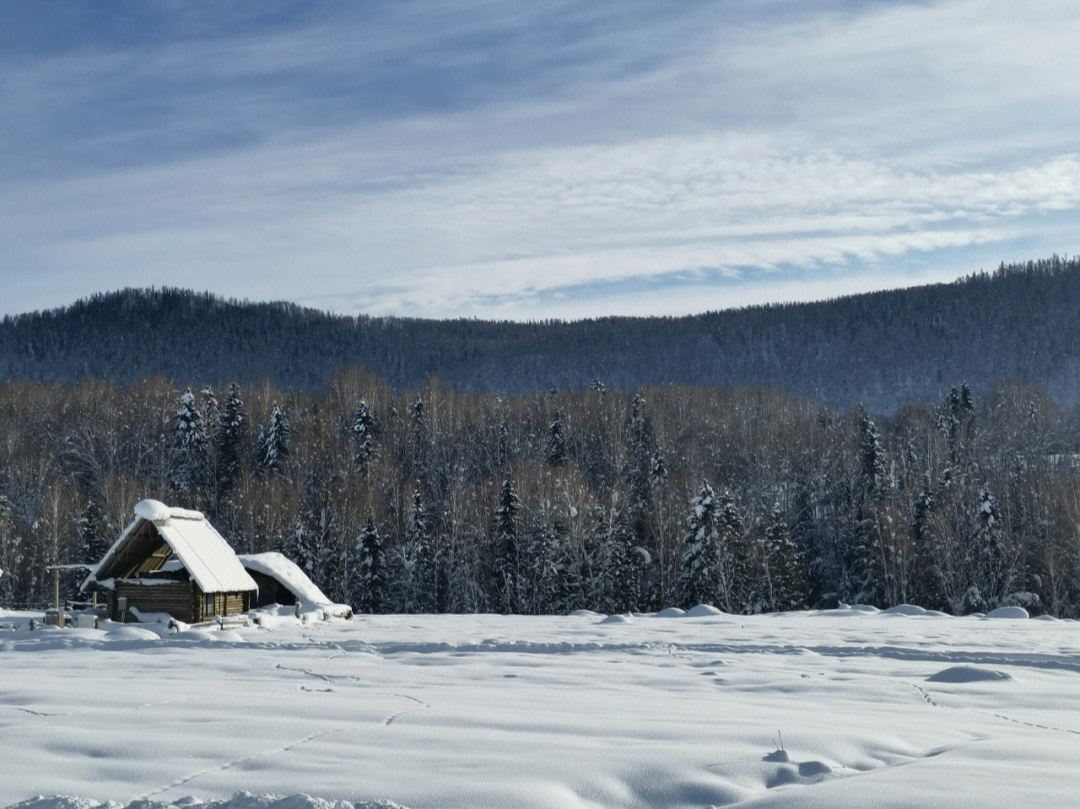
[{"x1": 3, "y1": 257, "x2": 1079, "y2": 412}]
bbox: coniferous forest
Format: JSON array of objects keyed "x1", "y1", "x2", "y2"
[
  {"x1": 4, "y1": 257, "x2": 1080, "y2": 413},
  {"x1": 2, "y1": 364, "x2": 1079, "y2": 617}
]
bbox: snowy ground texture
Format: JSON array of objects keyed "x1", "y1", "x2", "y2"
[{"x1": 3, "y1": 604, "x2": 1080, "y2": 809}]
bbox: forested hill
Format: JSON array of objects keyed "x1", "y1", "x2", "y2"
[{"x1": 3, "y1": 257, "x2": 1079, "y2": 412}]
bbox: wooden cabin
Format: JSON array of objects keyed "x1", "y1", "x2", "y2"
[{"x1": 81, "y1": 499, "x2": 258, "y2": 623}]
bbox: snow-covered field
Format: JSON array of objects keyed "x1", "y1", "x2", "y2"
[{"x1": 2, "y1": 605, "x2": 1079, "y2": 809}]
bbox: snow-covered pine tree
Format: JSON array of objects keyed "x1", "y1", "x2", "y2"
[
  {"x1": 349, "y1": 399, "x2": 377, "y2": 476},
  {"x1": 76, "y1": 497, "x2": 109, "y2": 567},
  {"x1": 546, "y1": 409, "x2": 567, "y2": 467},
  {"x1": 256, "y1": 402, "x2": 291, "y2": 475},
  {"x1": 407, "y1": 486, "x2": 437, "y2": 612},
  {"x1": 312, "y1": 508, "x2": 341, "y2": 601},
  {"x1": 526, "y1": 514, "x2": 561, "y2": 614},
  {"x1": 0, "y1": 495, "x2": 21, "y2": 606},
  {"x1": 715, "y1": 489, "x2": 749, "y2": 612},
  {"x1": 625, "y1": 395, "x2": 656, "y2": 548},
  {"x1": 494, "y1": 477, "x2": 521, "y2": 613},
  {"x1": 445, "y1": 526, "x2": 487, "y2": 614},
  {"x1": 968, "y1": 486, "x2": 1009, "y2": 610},
  {"x1": 201, "y1": 386, "x2": 219, "y2": 440},
  {"x1": 410, "y1": 395, "x2": 427, "y2": 477},
  {"x1": 761, "y1": 502, "x2": 805, "y2": 612},
  {"x1": 678, "y1": 482, "x2": 721, "y2": 608},
  {"x1": 849, "y1": 406, "x2": 886, "y2": 603},
  {"x1": 910, "y1": 478, "x2": 941, "y2": 608},
  {"x1": 284, "y1": 517, "x2": 317, "y2": 581},
  {"x1": 214, "y1": 383, "x2": 248, "y2": 498},
  {"x1": 649, "y1": 450, "x2": 667, "y2": 486},
  {"x1": 173, "y1": 389, "x2": 208, "y2": 491},
  {"x1": 857, "y1": 407, "x2": 885, "y2": 494},
  {"x1": 936, "y1": 385, "x2": 975, "y2": 468},
  {"x1": 599, "y1": 517, "x2": 648, "y2": 614},
  {"x1": 354, "y1": 518, "x2": 385, "y2": 613}
]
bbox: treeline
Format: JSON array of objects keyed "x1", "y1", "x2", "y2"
[
  {"x1": 2, "y1": 370, "x2": 1080, "y2": 617},
  {"x1": 3, "y1": 257, "x2": 1080, "y2": 411}
]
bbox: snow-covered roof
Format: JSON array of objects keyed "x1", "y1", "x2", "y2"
[
  {"x1": 84, "y1": 499, "x2": 257, "y2": 594},
  {"x1": 236, "y1": 552, "x2": 332, "y2": 608}
]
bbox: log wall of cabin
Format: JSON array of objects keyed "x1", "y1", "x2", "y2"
[
  {"x1": 110, "y1": 580, "x2": 197, "y2": 623},
  {"x1": 194, "y1": 590, "x2": 251, "y2": 621}
]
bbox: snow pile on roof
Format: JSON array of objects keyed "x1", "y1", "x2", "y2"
[
  {"x1": 237, "y1": 552, "x2": 334, "y2": 609},
  {"x1": 134, "y1": 498, "x2": 172, "y2": 522},
  {"x1": 86, "y1": 500, "x2": 257, "y2": 594}
]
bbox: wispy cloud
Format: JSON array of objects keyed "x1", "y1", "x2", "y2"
[{"x1": 2, "y1": 1, "x2": 1079, "y2": 319}]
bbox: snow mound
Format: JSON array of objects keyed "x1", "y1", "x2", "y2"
[
  {"x1": 4, "y1": 799, "x2": 102, "y2": 809},
  {"x1": 986, "y1": 606, "x2": 1029, "y2": 619},
  {"x1": 103, "y1": 626, "x2": 161, "y2": 642},
  {"x1": 685, "y1": 604, "x2": 722, "y2": 617},
  {"x1": 569, "y1": 609, "x2": 602, "y2": 618},
  {"x1": 5, "y1": 794, "x2": 408, "y2": 809},
  {"x1": 654, "y1": 607, "x2": 686, "y2": 617},
  {"x1": 251, "y1": 611, "x2": 298, "y2": 630},
  {"x1": 818, "y1": 603, "x2": 881, "y2": 617},
  {"x1": 598, "y1": 614, "x2": 633, "y2": 625},
  {"x1": 883, "y1": 604, "x2": 927, "y2": 615},
  {"x1": 927, "y1": 665, "x2": 1014, "y2": 683},
  {"x1": 171, "y1": 629, "x2": 236, "y2": 643}
]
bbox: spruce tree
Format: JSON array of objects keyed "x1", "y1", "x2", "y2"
[
  {"x1": 679, "y1": 482, "x2": 721, "y2": 608},
  {"x1": 174, "y1": 389, "x2": 208, "y2": 491},
  {"x1": 715, "y1": 489, "x2": 748, "y2": 611},
  {"x1": 761, "y1": 503, "x2": 805, "y2": 612},
  {"x1": 350, "y1": 399, "x2": 377, "y2": 476},
  {"x1": 937, "y1": 385, "x2": 975, "y2": 468},
  {"x1": 494, "y1": 478, "x2": 521, "y2": 613},
  {"x1": 77, "y1": 498, "x2": 109, "y2": 566},
  {"x1": 626, "y1": 395, "x2": 655, "y2": 548},
  {"x1": 857, "y1": 407, "x2": 885, "y2": 494},
  {"x1": 214, "y1": 383, "x2": 248, "y2": 498},
  {"x1": 851, "y1": 406, "x2": 886, "y2": 603},
  {"x1": 526, "y1": 514, "x2": 561, "y2": 614},
  {"x1": 257, "y1": 402, "x2": 291, "y2": 475},
  {"x1": 649, "y1": 450, "x2": 667, "y2": 486},
  {"x1": 0, "y1": 495, "x2": 21, "y2": 606},
  {"x1": 354, "y1": 518, "x2": 385, "y2": 613},
  {"x1": 284, "y1": 511, "x2": 317, "y2": 581},
  {"x1": 408, "y1": 486, "x2": 436, "y2": 612},
  {"x1": 546, "y1": 409, "x2": 567, "y2": 467},
  {"x1": 410, "y1": 395, "x2": 427, "y2": 477},
  {"x1": 970, "y1": 487, "x2": 1008, "y2": 610},
  {"x1": 910, "y1": 479, "x2": 941, "y2": 607},
  {"x1": 599, "y1": 517, "x2": 647, "y2": 614}
]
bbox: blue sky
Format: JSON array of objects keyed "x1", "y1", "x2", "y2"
[{"x1": 3, "y1": 1, "x2": 1080, "y2": 319}]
